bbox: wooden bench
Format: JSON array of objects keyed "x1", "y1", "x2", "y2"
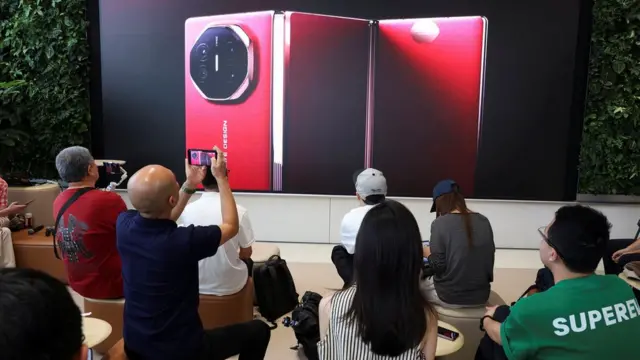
[{"x1": 12, "y1": 229, "x2": 67, "y2": 283}]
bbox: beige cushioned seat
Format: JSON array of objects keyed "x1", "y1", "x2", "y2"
[
  {"x1": 83, "y1": 297, "x2": 125, "y2": 355},
  {"x1": 435, "y1": 290, "x2": 506, "y2": 360}
]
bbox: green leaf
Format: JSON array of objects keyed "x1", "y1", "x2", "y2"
[
  {"x1": 612, "y1": 60, "x2": 626, "y2": 73},
  {"x1": 0, "y1": 0, "x2": 90, "y2": 176}
]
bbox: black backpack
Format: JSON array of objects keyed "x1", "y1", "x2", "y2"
[
  {"x1": 254, "y1": 255, "x2": 299, "y2": 328},
  {"x1": 283, "y1": 291, "x2": 323, "y2": 360}
]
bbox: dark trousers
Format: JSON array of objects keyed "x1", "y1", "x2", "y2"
[
  {"x1": 603, "y1": 238, "x2": 640, "y2": 275},
  {"x1": 475, "y1": 305, "x2": 511, "y2": 360},
  {"x1": 331, "y1": 245, "x2": 354, "y2": 287},
  {"x1": 242, "y1": 258, "x2": 254, "y2": 277},
  {"x1": 124, "y1": 320, "x2": 271, "y2": 360},
  {"x1": 201, "y1": 320, "x2": 271, "y2": 360}
]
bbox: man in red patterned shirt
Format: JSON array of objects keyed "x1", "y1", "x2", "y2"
[{"x1": 53, "y1": 147, "x2": 127, "y2": 299}]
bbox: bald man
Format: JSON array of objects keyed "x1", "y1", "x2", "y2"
[{"x1": 116, "y1": 148, "x2": 271, "y2": 360}]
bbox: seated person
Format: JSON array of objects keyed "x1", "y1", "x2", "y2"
[
  {"x1": 0, "y1": 268, "x2": 89, "y2": 360},
  {"x1": 479, "y1": 205, "x2": 640, "y2": 360},
  {"x1": 0, "y1": 176, "x2": 24, "y2": 268},
  {"x1": 331, "y1": 168, "x2": 387, "y2": 286},
  {"x1": 53, "y1": 146, "x2": 127, "y2": 299},
  {"x1": 179, "y1": 169, "x2": 255, "y2": 295},
  {"x1": 319, "y1": 200, "x2": 437, "y2": 360},
  {"x1": 603, "y1": 235, "x2": 640, "y2": 275},
  {"x1": 117, "y1": 149, "x2": 270, "y2": 360},
  {"x1": 422, "y1": 179, "x2": 495, "y2": 307}
]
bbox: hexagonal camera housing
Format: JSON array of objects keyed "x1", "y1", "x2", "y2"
[{"x1": 189, "y1": 24, "x2": 254, "y2": 102}]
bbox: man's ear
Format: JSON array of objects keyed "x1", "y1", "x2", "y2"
[{"x1": 74, "y1": 344, "x2": 89, "y2": 360}]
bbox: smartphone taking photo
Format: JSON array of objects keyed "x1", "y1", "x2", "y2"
[{"x1": 187, "y1": 149, "x2": 217, "y2": 167}]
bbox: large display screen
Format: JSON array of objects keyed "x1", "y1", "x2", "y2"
[{"x1": 96, "y1": 0, "x2": 591, "y2": 200}]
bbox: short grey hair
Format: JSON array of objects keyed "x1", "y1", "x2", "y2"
[{"x1": 55, "y1": 146, "x2": 94, "y2": 183}]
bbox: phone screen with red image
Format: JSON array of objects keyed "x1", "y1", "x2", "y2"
[
  {"x1": 437, "y1": 326, "x2": 460, "y2": 341},
  {"x1": 187, "y1": 149, "x2": 217, "y2": 167}
]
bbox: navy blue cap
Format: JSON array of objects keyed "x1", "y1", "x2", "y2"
[{"x1": 430, "y1": 179, "x2": 459, "y2": 212}]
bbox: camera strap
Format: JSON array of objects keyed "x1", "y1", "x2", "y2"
[{"x1": 52, "y1": 187, "x2": 95, "y2": 259}]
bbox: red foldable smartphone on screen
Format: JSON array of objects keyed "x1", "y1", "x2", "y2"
[
  {"x1": 185, "y1": 11, "x2": 370, "y2": 193},
  {"x1": 368, "y1": 16, "x2": 488, "y2": 197}
]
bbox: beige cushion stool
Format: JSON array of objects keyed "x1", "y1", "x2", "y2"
[
  {"x1": 199, "y1": 278, "x2": 254, "y2": 329},
  {"x1": 7, "y1": 183, "x2": 61, "y2": 226},
  {"x1": 435, "y1": 290, "x2": 506, "y2": 360},
  {"x1": 83, "y1": 297, "x2": 125, "y2": 355}
]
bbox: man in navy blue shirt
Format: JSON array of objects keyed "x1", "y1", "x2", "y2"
[{"x1": 117, "y1": 147, "x2": 271, "y2": 360}]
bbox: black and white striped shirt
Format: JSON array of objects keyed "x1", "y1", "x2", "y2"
[{"x1": 317, "y1": 286, "x2": 425, "y2": 360}]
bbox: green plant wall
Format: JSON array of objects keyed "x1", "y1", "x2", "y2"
[
  {"x1": 0, "y1": 0, "x2": 90, "y2": 178},
  {"x1": 579, "y1": 0, "x2": 640, "y2": 195}
]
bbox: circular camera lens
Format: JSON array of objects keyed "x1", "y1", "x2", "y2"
[
  {"x1": 195, "y1": 43, "x2": 209, "y2": 61},
  {"x1": 198, "y1": 65, "x2": 208, "y2": 80}
]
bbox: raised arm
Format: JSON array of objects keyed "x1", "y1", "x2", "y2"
[{"x1": 208, "y1": 147, "x2": 239, "y2": 244}]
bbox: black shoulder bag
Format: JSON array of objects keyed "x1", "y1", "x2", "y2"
[{"x1": 52, "y1": 187, "x2": 95, "y2": 259}]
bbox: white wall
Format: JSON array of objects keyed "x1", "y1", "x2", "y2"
[{"x1": 115, "y1": 190, "x2": 639, "y2": 249}]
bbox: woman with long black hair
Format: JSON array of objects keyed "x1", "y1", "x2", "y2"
[
  {"x1": 422, "y1": 179, "x2": 495, "y2": 308},
  {"x1": 318, "y1": 200, "x2": 438, "y2": 360}
]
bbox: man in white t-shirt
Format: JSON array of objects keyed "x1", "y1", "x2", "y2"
[
  {"x1": 331, "y1": 168, "x2": 387, "y2": 286},
  {"x1": 179, "y1": 171, "x2": 255, "y2": 296}
]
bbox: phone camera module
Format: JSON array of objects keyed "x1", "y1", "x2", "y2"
[
  {"x1": 190, "y1": 25, "x2": 253, "y2": 101},
  {"x1": 195, "y1": 43, "x2": 209, "y2": 62}
]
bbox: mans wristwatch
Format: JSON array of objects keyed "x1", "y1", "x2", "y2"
[{"x1": 181, "y1": 184, "x2": 197, "y2": 194}]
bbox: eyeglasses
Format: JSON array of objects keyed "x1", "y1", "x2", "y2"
[{"x1": 538, "y1": 226, "x2": 565, "y2": 260}]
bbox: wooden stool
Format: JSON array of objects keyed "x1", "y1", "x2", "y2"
[
  {"x1": 102, "y1": 338, "x2": 127, "y2": 360},
  {"x1": 83, "y1": 297, "x2": 125, "y2": 354},
  {"x1": 199, "y1": 278, "x2": 254, "y2": 330},
  {"x1": 12, "y1": 230, "x2": 67, "y2": 283},
  {"x1": 435, "y1": 290, "x2": 505, "y2": 360}
]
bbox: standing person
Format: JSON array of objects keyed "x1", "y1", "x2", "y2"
[
  {"x1": 331, "y1": 168, "x2": 387, "y2": 286},
  {"x1": 479, "y1": 205, "x2": 640, "y2": 360},
  {"x1": 53, "y1": 146, "x2": 127, "y2": 299},
  {"x1": 179, "y1": 168, "x2": 256, "y2": 295},
  {"x1": 117, "y1": 147, "x2": 270, "y2": 360},
  {"x1": 422, "y1": 179, "x2": 495, "y2": 307},
  {"x1": 318, "y1": 200, "x2": 438, "y2": 360},
  {"x1": 0, "y1": 268, "x2": 88, "y2": 360}
]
